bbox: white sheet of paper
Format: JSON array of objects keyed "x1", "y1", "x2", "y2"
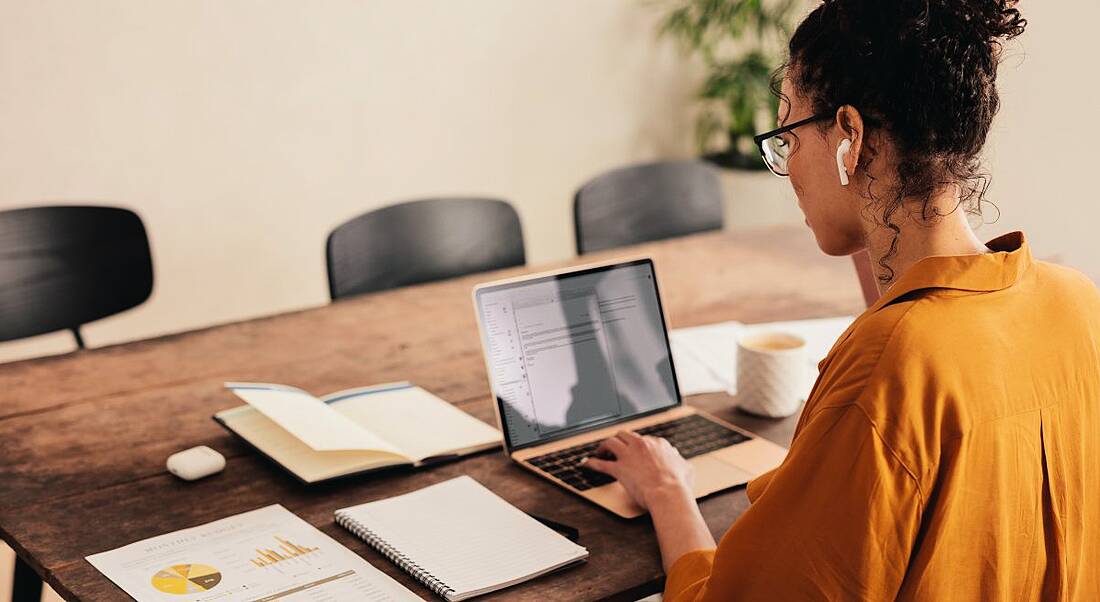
[
  {"x1": 668, "y1": 316, "x2": 855, "y2": 398},
  {"x1": 226, "y1": 384, "x2": 403, "y2": 454},
  {"x1": 669, "y1": 337, "x2": 734, "y2": 396},
  {"x1": 669, "y1": 321, "x2": 745, "y2": 394},
  {"x1": 87, "y1": 504, "x2": 422, "y2": 602}
]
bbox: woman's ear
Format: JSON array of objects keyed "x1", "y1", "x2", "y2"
[{"x1": 834, "y1": 105, "x2": 865, "y2": 176}]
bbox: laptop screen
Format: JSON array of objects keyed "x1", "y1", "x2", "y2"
[{"x1": 474, "y1": 259, "x2": 681, "y2": 450}]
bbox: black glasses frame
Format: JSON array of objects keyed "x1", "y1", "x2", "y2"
[{"x1": 753, "y1": 112, "x2": 834, "y2": 177}]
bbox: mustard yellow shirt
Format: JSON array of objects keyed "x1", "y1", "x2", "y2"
[{"x1": 665, "y1": 232, "x2": 1100, "y2": 600}]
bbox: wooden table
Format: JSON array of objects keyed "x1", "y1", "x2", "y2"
[{"x1": 0, "y1": 226, "x2": 864, "y2": 601}]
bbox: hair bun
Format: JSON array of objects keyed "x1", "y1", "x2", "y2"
[
  {"x1": 944, "y1": 0, "x2": 1027, "y2": 42},
  {"x1": 830, "y1": 0, "x2": 1026, "y2": 48}
]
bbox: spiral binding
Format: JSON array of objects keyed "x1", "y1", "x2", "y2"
[{"x1": 336, "y1": 511, "x2": 457, "y2": 600}]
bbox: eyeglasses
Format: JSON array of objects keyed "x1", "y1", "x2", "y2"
[{"x1": 753, "y1": 112, "x2": 834, "y2": 177}]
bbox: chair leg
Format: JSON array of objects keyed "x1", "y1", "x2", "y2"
[{"x1": 12, "y1": 556, "x2": 42, "y2": 602}]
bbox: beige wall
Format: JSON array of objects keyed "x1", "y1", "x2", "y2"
[
  {"x1": 0, "y1": 1, "x2": 1095, "y2": 365},
  {"x1": 0, "y1": 0, "x2": 715, "y2": 362},
  {"x1": 982, "y1": 1, "x2": 1100, "y2": 275}
]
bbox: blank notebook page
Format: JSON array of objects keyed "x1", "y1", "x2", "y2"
[{"x1": 334, "y1": 476, "x2": 588, "y2": 599}]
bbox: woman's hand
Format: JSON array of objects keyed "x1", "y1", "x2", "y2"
[
  {"x1": 582, "y1": 430, "x2": 695, "y2": 510},
  {"x1": 585, "y1": 430, "x2": 716, "y2": 571}
]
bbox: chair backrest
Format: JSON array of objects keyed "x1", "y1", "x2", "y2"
[
  {"x1": 0, "y1": 205, "x2": 154, "y2": 347},
  {"x1": 573, "y1": 160, "x2": 724, "y2": 254},
  {"x1": 326, "y1": 198, "x2": 525, "y2": 300}
]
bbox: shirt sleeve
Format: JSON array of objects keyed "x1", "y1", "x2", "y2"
[
  {"x1": 745, "y1": 467, "x2": 777, "y2": 503},
  {"x1": 663, "y1": 404, "x2": 924, "y2": 602}
]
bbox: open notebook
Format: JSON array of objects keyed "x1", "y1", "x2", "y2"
[
  {"x1": 215, "y1": 382, "x2": 501, "y2": 483},
  {"x1": 335, "y1": 476, "x2": 588, "y2": 601}
]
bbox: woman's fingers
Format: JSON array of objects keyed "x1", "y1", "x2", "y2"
[
  {"x1": 597, "y1": 435, "x2": 628, "y2": 458},
  {"x1": 581, "y1": 456, "x2": 617, "y2": 476},
  {"x1": 591, "y1": 430, "x2": 649, "y2": 463}
]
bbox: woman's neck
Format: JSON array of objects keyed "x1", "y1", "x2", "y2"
[{"x1": 863, "y1": 191, "x2": 991, "y2": 295}]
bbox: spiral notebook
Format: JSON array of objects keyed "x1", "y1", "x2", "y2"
[{"x1": 334, "y1": 476, "x2": 589, "y2": 601}]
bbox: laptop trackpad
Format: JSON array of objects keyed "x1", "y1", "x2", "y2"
[
  {"x1": 710, "y1": 438, "x2": 787, "y2": 475},
  {"x1": 691, "y1": 455, "x2": 754, "y2": 497}
]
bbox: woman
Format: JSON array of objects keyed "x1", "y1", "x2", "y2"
[{"x1": 584, "y1": 0, "x2": 1100, "y2": 599}]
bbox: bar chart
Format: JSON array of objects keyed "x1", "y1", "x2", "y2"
[{"x1": 250, "y1": 536, "x2": 320, "y2": 567}]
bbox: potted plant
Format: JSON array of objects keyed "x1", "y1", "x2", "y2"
[{"x1": 656, "y1": 0, "x2": 800, "y2": 170}]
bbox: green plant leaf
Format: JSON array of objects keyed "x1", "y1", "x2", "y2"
[{"x1": 651, "y1": 0, "x2": 801, "y2": 153}]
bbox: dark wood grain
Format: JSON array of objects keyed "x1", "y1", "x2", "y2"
[
  {"x1": 0, "y1": 226, "x2": 864, "y2": 601},
  {"x1": 2, "y1": 395, "x2": 791, "y2": 602},
  {"x1": 1, "y1": 226, "x2": 854, "y2": 419}
]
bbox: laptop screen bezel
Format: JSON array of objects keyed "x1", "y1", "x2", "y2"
[{"x1": 473, "y1": 258, "x2": 684, "y2": 453}]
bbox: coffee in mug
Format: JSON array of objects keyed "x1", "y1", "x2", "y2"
[{"x1": 735, "y1": 331, "x2": 807, "y2": 418}]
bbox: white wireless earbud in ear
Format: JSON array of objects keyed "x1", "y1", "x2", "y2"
[{"x1": 836, "y1": 139, "x2": 852, "y2": 186}]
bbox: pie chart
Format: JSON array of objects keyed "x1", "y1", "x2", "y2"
[{"x1": 151, "y1": 564, "x2": 222, "y2": 595}]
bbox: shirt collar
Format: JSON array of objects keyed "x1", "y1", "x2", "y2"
[{"x1": 868, "y1": 231, "x2": 1033, "y2": 312}]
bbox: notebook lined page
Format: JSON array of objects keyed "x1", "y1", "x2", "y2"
[
  {"x1": 327, "y1": 385, "x2": 501, "y2": 461},
  {"x1": 335, "y1": 476, "x2": 587, "y2": 598}
]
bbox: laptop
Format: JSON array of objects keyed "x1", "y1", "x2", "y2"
[{"x1": 472, "y1": 258, "x2": 788, "y2": 518}]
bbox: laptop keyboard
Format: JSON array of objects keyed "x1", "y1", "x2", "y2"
[{"x1": 526, "y1": 414, "x2": 752, "y2": 491}]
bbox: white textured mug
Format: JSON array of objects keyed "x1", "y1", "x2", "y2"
[{"x1": 735, "y1": 331, "x2": 807, "y2": 418}]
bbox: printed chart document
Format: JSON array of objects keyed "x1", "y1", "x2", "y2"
[{"x1": 86, "y1": 505, "x2": 422, "y2": 602}]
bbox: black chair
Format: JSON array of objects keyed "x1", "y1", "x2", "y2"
[
  {"x1": 10, "y1": 554, "x2": 42, "y2": 602},
  {"x1": 0, "y1": 205, "x2": 153, "y2": 348},
  {"x1": 326, "y1": 198, "x2": 525, "y2": 300},
  {"x1": 0, "y1": 205, "x2": 152, "y2": 601},
  {"x1": 573, "y1": 160, "x2": 724, "y2": 254}
]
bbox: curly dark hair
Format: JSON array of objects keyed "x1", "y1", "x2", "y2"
[{"x1": 780, "y1": 0, "x2": 1026, "y2": 282}]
